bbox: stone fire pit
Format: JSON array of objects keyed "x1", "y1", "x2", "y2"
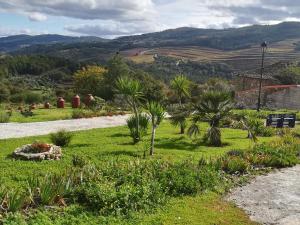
[{"x1": 13, "y1": 143, "x2": 62, "y2": 160}]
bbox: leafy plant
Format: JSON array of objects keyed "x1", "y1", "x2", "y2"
[
  {"x1": 116, "y1": 77, "x2": 143, "y2": 143},
  {"x1": 247, "y1": 118, "x2": 274, "y2": 137},
  {"x1": 170, "y1": 75, "x2": 191, "y2": 134},
  {"x1": 0, "y1": 110, "x2": 10, "y2": 123},
  {"x1": 126, "y1": 114, "x2": 149, "y2": 143},
  {"x1": 50, "y1": 129, "x2": 73, "y2": 147},
  {"x1": 168, "y1": 104, "x2": 191, "y2": 134},
  {"x1": 222, "y1": 157, "x2": 249, "y2": 174},
  {"x1": 188, "y1": 91, "x2": 233, "y2": 146}
]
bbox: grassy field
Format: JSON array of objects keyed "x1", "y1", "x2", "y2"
[
  {"x1": 8, "y1": 107, "x2": 73, "y2": 123},
  {"x1": 0, "y1": 120, "x2": 273, "y2": 224}
]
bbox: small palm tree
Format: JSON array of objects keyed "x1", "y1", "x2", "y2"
[
  {"x1": 170, "y1": 75, "x2": 191, "y2": 134},
  {"x1": 168, "y1": 104, "x2": 191, "y2": 134},
  {"x1": 116, "y1": 77, "x2": 143, "y2": 143},
  {"x1": 146, "y1": 101, "x2": 166, "y2": 155},
  {"x1": 188, "y1": 91, "x2": 232, "y2": 146}
]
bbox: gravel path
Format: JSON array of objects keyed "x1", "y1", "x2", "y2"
[
  {"x1": 0, "y1": 115, "x2": 129, "y2": 139},
  {"x1": 227, "y1": 165, "x2": 300, "y2": 225}
]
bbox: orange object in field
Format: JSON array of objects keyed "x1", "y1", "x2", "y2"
[
  {"x1": 72, "y1": 95, "x2": 80, "y2": 108},
  {"x1": 44, "y1": 102, "x2": 50, "y2": 109},
  {"x1": 57, "y1": 97, "x2": 65, "y2": 108},
  {"x1": 85, "y1": 94, "x2": 94, "y2": 106}
]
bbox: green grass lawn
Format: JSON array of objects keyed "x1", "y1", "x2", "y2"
[
  {"x1": 8, "y1": 107, "x2": 73, "y2": 123},
  {"x1": 0, "y1": 120, "x2": 273, "y2": 224}
]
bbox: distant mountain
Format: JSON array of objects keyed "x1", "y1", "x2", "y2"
[
  {"x1": 4, "y1": 22, "x2": 300, "y2": 68},
  {"x1": 116, "y1": 22, "x2": 300, "y2": 50},
  {"x1": 0, "y1": 34, "x2": 107, "y2": 52}
]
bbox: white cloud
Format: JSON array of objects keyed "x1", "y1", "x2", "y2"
[
  {"x1": 2, "y1": 0, "x2": 300, "y2": 36},
  {"x1": 65, "y1": 20, "x2": 160, "y2": 37},
  {"x1": 28, "y1": 12, "x2": 47, "y2": 21},
  {"x1": 0, "y1": 0, "x2": 155, "y2": 21}
]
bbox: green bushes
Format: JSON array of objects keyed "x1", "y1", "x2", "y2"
[
  {"x1": 248, "y1": 143, "x2": 299, "y2": 168},
  {"x1": 126, "y1": 114, "x2": 150, "y2": 143},
  {"x1": 50, "y1": 130, "x2": 73, "y2": 147},
  {"x1": 0, "y1": 110, "x2": 10, "y2": 123},
  {"x1": 72, "y1": 109, "x2": 99, "y2": 119},
  {"x1": 222, "y1": 157, "x2": 249, "y2": 174},
  {"x1": 247, "y1": 118, "x2": 275, "y2": 137},
  {"x1": 0, "y1": 135, "x2": 299, "y2": 220}
]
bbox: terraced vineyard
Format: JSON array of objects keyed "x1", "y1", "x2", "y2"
[{"x1": 124, "y1": 38, "x2": 300, "y2": 71}]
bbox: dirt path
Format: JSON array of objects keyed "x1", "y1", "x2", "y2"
[
  {"x1": 227, "y1": 165, "x2": 300, "y2": 225},
  {"x1": 0, "y1": 115, "x2": 129, "y2": 139}
]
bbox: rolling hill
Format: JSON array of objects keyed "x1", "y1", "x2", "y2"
[
  {"x1": 3, "y1": 22, "x2": 300, "y2": 74},
  {"x1": 0, "y1": 34, "x2": 107, "y2": 52}
]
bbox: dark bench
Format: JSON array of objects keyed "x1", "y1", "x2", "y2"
[{"x1": 266, "y1": 114, "x2": 296, "y2": 128}]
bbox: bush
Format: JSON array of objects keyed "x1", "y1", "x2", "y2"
[
  {"x1": 24, "y1": 92, "x2": 42, "y2": 104},
  {"x1": 72, "y1": 109, "x2": 99, "y2": 119},
  {"x1": 50, "y1": 130, "x2": 73, "y2": 147},
  {"x1": 248, "y1": 118, "x2": 275, "y2": 137},
  {"x1": 0, "y1": 110, "x2": 10, "y2": 123},
  {"x1": 222, "y1": 156, "x2": 249, "y2": 174},
  {"x1": 248, "y1": 142, "x2": 299, "y2": 168},
  {"x1": 126, "y1": 114, "x2": 150, "y2": 143}
]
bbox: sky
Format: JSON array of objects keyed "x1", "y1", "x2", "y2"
[{"x1": 0, "y1": 0, "x2": 300, "y2": 38}]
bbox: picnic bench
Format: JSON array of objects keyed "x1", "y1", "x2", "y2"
[{"x1": 266, "y1": 114, "x2": 296, "y2": 128}]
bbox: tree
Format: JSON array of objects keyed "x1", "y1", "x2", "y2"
[
  {"x1": 104, "y1": 54, "x2": 131, "y2": 99},
  {"x1": 74, "y1": 66, "x2": 107, "y2": 98},
  {"x1": 116, "y1": 77, "x2": 143, "y2": 143},
  {"x1": 188, "y1": 91, "x2": 232, "y2": 146},
  {"x1": 170, "y1": 75, "x2": 191, "y2": 134},
  {"x1": 146, "y1": 101, "x2": 166, "y2": 155}
]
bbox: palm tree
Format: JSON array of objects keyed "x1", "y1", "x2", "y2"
[
  {"x1": 116, "y1": 77, "x2": 143, "y2": 143},
  {"x1": 188, "y1": 91, "x2": 232, "y2": 146},
  {"x1": 168, "y1": 104, "x2": 191, "y2": 134},
  {"x1": 170, "y1": 75, "x2": 191, "y2": 134},
  {"x1": 146, "y1": 101, "x2": 166, "y2": 155}
]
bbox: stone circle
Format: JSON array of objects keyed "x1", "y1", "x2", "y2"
[{"x1": 13, "y1": 144, "x2": 62, "y2": 160}]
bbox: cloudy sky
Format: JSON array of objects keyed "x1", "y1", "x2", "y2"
[{"x1": 0, "y1": 0, "x2": 300, "y2": 38}]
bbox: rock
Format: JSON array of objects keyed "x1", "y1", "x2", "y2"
[{"x1": 13, "y1": 144, "x2": 62, "y2": 161}]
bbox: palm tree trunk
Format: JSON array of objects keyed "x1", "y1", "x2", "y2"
[
  {"x1": 150, "y1": 125, "x2": 156, "y2": 156},
  {"x1": 179, "y1": 96, "x2": 185, "y2": 134},
  {"x1": 132, "y1": 100, "x2": 140, "y2": 143},
  {"x1": 180, "y1": 122, "x2": 185, "y2": 134}
]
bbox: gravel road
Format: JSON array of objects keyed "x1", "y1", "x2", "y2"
[
  {"x1": 0, "y1": 115, "x2": 129, "y2": 139},
  {"x1": 227, "y1": 165, "x2": 300, "y2": 225}
]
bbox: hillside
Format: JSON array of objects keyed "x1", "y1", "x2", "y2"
[
  {"x1": 0, "y1": 34, "x2": 107, "y2": 52},
  {"x1": 2, "y1": 22, "x2": 300, "y2": 82},
  {"x1": 116, "y1": 22, "x2": 300, "y2": 50}
]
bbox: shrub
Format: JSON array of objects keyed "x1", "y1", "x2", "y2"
[
  {"x1": 72, "y1": 155, "x2": 88, "y2": 168},
  {"x1": 72, "y1": 109, "x2": 99, "y2": 119},
  {"x1": 222, "y1": 156, "x2": 249, "y2": 174},
  {"x1": 248, "y1": 118, "x2": 275, "y2": 137},
  {"x1": 126, "y1": 114, "x2": 150, "y2": 143},
  {"x1": 87, "y1": 96, "x2": 105, "y2": 111},
  {"x1": 50, "y1": 130, "x2": 73, "y2": 147},
  {"x1": 24, "y1": 91, "x2": 42, "y2": 104},
  {"x1": 248, "y1": 143, "x2": 299, "y2": 168},
  {"x1": 0, "y1": 110, "x2": 10, "y2": 123}
]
